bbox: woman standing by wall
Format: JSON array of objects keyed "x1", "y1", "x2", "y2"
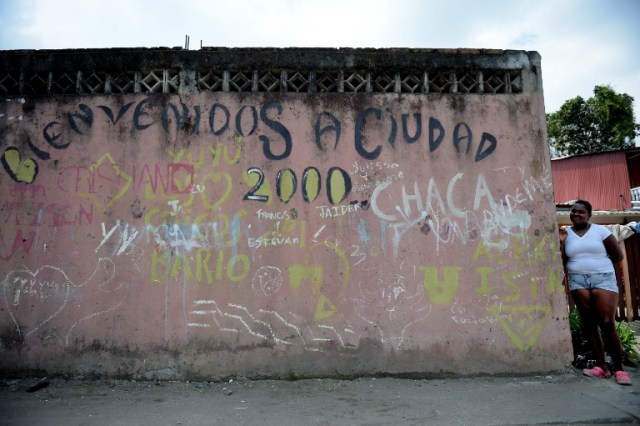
[{"x1": 559, "y1": 200, "x2": 632, "y2": 386}]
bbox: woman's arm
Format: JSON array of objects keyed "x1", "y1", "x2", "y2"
[
  {"x1": 603, "y1": 234, "x2": 624, "y2": 264},
  {"x1": 559, "y1": 228, "x2": 568, "y2": 268}
]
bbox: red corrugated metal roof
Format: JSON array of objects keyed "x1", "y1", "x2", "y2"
[{"x1": 551, "y1": 152, "x2": 631, "y2": 210}]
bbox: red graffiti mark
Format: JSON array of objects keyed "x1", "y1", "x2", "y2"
[
  {"x1": 168, "y1": 163, "x2": 195, "y2": 194},
  {"x1": 0, "y1": 228, "x2": 36, "y2": 260},
  {"x1": 1, "y1": 201, "x2": 93, "y2": 228},
  {"x1": 133, "y1": 163, "x2": 170, "y2": 194},
  {"x1": 58, "y1": 162, "x2": 197, "y2": 196},
  {"x1": 9, "y1": 183, "x2": 47, "y2": 199}
]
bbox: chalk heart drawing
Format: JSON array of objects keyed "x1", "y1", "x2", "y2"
[
  {"x1": 1, "y1": 147, "x2": 39, "y2": 184},
  {"x1": 1, "y1": 258, "x2": 119, "y2": 343},
  {"x1": 2, "y1": 266, "x2": 72, "y2": 339}
]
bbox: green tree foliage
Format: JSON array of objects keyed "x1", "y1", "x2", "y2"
[{"x1": 547, "y1": 85, "x2": 639, "y2": 156}]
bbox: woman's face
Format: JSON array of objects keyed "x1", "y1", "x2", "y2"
[{"x1": 570, "y1": 203, "x2": 591, "y2": 226}]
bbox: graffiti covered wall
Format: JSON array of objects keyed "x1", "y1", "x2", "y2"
[{"x1": 0, "y1": 48, "x2": 571, "y2": 379}]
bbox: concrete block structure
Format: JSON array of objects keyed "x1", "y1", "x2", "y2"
[{"x1": 0, "y1": 48, "x2": 571, "y2": 379}]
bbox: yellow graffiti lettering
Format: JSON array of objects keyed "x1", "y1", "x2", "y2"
[
  {"x1": 215, "y1": 249, "x2": 224, "y2": 281},
  {"x1": 227, "y1": 254, "x2": 250, "y2": 282},
  {"x1": 487, "y1": 304, "x2": 551, "y2": 350},
  {"x1": 165, "y1": 148, "x2": 187, "y2": 162},
  {"x1": 223, "y1": 136, "x2": 244, "y2": 164},
  {"x1": 195, "y1": 249, "x2": 214, "y2": 285},
  {"x1": 299, "y1": 220, "x2": 306, "y2": 248},
  {"x1": 179, "y1": 193, "x2": 197, "y2": 209},
  {"x1": 287, "y1": 241, "x2": 350, "y2": 320},
  {"x1": 532, "y1": 235, "x2": 550, "y2": 264},
  {"x1": 151, "y1": 249, "x2": 168, "y2": 282},
  {"x1": 280, "y1": 219, "x2": 297, "y2": 235},
  {"x1": 209, "y1": 139, "x2": 243, "y2": 167},
  {"x1": 420, "y1": 266, "x2": 460, "y2": 305},
  {"x1": 510, "y1": 236, "x2": 528, "y2": 267},
  {"x1": 315, "y1": 294, "x2": 338, "y2": 320},
  {"x1": 200, "y1": 172, "x2": 233, "y2": 210},
  {"x1": 288, "y1": 265, "x2": 323, "y2": 291},
  {"x1": 328, "y1": 168, "x2": 348, "y2": 204},
  {"x1": 165, "y1": 148, "x2": 208, "y2": 169},
  {"x1": 472, "y1": 241, "x2": 493, "y2": 262},
  {"x1": 502, "y1": 271, "x2": 521, "y2": 302},
  {"x1": 277, "y1": 169, "x2": 296, "y2": 203},
  {"x1": 325, "y1": 239, "x2": 351, "y2": 287},
  {"x1": 209, "y1": 145, "x2": 221, "y2": 167},
  {"x1": 530, "y1": 277, "x2": 539, "y2": 299},
  {"x1": 171, "y1": 253, "x2": 192, "y2": 280},
  {"x1": 303, "y1": 167, "x2": 321, "y2": 202},
  {"x1": 151, "y1": 247, "x2": 248, "y2": 285},
  {"x1": 144, "y1": 208, "x2": 161, "y2": 226},
  {"x1": 78, "y1": 153, "x2": 132, "y2": 211},
  {"x1": 474, "y1": 266, "x2": 494, "y2": 296},
  {"x1": 547, "y1": 268, "x2": 564, "y2": 294}
]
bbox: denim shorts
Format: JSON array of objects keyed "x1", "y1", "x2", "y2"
[{"x1": 567, "y1": 272, "x2": 618, "y2": 293}]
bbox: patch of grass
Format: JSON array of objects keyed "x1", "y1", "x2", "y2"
[{"x1": 616, "y1": 321, "x2": 640, "y2": 364}]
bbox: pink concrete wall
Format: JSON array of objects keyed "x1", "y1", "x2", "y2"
[{"x1": 0, "y1": 92, "x2": 571, "y2": 379}]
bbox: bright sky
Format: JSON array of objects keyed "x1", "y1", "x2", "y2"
[{"x1": 1, "y1": 0, "x2": 639, "y2": 127}]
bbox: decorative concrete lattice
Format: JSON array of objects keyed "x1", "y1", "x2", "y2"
[{"x1": 0, "y1": 68, "x2": 522, "y2": 96}]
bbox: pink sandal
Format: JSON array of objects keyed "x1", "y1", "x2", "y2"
[
  {"x1": 582, "y1": 366, "x2": 611, "y2": 378},
  {"x1": 614, "y1": 370, "x2": 632, "y2": 386}
]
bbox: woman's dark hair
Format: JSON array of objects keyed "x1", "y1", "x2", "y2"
[{"x1": 573, "y1": 199, "x2": 593, "y2": 215}]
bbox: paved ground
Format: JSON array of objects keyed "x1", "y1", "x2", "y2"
[
  {"x1": 1, "y1": 364, "x2": 639, "y2": 426},
  {"x1": 3, "y1": 321, "x2": 639, "y2": 425}
]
